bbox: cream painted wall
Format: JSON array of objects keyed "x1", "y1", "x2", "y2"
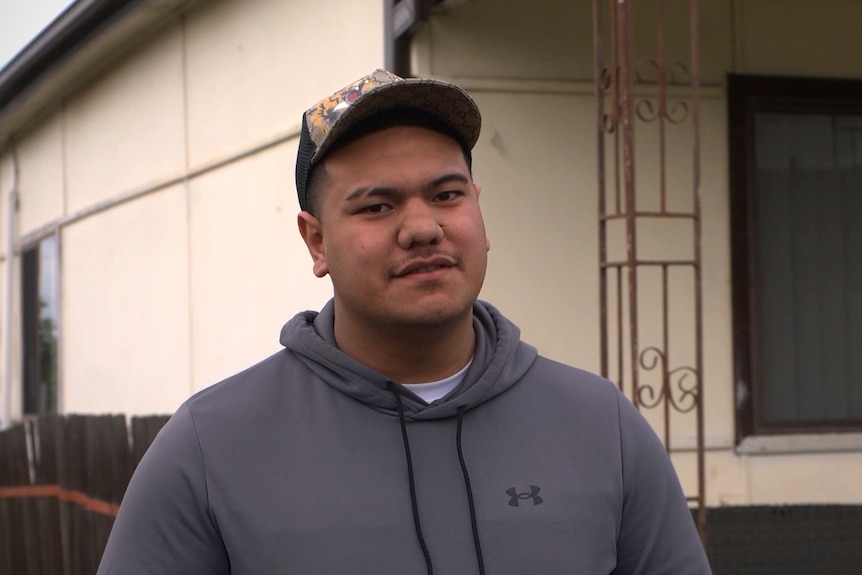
[
  {"x1": 64, "y1": 22, "x2": 187, "y2": 214},
  {"x1": 184, "y1": 0, "x2": 384, "y2": 166},
  {"x1": 747, "y1": 452, "x2": 862, "y2": 504},
  {"x1": 735, "y1": 0, "x2": 862, "y2": 77},
  {"x1": 188, "y1": 141, "x2": 330, "y2": 392},
  {"x1": 672, "y1": 449, "x2": 750, "y2": 507},
  {"x1": 54, "y1": 0, "x2": 382, "y2": 413},
  {"x1": 470, "y1": 87, "x2": 738, "y2": 507},
  {"x1": 62, "y1": 185, "x2": 192, "y2": 415},
  {"x1": 15, "y1": 112, "x2": 65, "y2": 236},
  {"x1": 177, "y1": 0, "x2": 382, "y2": 390},
  {"x1": 4, "y1": 0, "x2": 861, "y2": 503},
  {"x1": 417, "y1": 0, "x2": 862, "y2": 506},
  {"x1": 423, "y1": 0, "x2": 732, "y2": 85},
  {"x1": 474, "y1": 91, "x2": 599, "y2": 372}
]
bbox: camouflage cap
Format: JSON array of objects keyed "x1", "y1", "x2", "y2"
[{"x1": 295, "y1": 69, "x2": 481, "y2": 212}]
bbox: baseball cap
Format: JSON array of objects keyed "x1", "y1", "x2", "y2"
[{"x1": 295, "y1": 69, "x2": 482, "y2": 212}]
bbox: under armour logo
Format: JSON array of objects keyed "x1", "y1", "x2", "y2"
[{"x1": 506, "y1": 485, "x2": 543, "y2": 507}]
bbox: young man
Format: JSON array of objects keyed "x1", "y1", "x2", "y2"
[{"x1": 98, "y1": 69, "x2": 712, "y2": 574}]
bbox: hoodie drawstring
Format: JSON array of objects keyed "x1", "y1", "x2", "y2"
[
  {"x1": 387, "y1": 381, "x2": 434, "y2": 575},
  {"x1": 457, "y1": 406, "x2": 487, "y2": 575},
  {"x1": 385, "y1": 382, "x2": 486, "y2": 575}
]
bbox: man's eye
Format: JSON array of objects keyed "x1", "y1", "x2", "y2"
[
  {"x1": 364, "y1": 204, "x2": 391, "y2": 214},
  {"x1": 434, "y1": 191, "x2": 462, "y2": 202}
]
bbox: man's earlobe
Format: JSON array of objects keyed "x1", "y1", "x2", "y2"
[{"x1": 297, "y1": 212, "x2": 329, "y2": 277}]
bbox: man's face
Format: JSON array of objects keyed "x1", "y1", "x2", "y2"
[{"x1": 299, "y1": 125, "x2": 490, "y2": 332}]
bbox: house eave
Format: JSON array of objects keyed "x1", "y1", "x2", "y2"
[{"x1": 0, "y1": 0, "x2": 205, "y2": 144}]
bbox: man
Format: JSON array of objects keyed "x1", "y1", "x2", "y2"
[{"x1": 98, "y1": 69, "x2": 711, "y2": 574}]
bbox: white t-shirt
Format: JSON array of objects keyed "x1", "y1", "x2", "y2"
[{"x1": 404, "y1": 359, "x2": 473, "y2": 403}]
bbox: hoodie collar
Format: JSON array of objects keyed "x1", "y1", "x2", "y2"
[{"x1": 280, "y1": 299, "x2": 537, "y2": 420}]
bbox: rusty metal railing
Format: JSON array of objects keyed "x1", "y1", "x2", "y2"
[{"x1": 593, "y1": 0, "x2": 706, "y2": 542}]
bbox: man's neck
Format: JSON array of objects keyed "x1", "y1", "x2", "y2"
[{"x1": 333, "y1": 311, "x2": 475, "y2": 384}]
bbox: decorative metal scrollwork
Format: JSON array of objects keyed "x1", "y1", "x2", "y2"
[
  {"x1": 634, "y1": 60, "x2": 691, "y2": 85},
  {"x1": 599, "y1": 68, "x2": 617, "y2": 134},
  {"x1": 635, "y1": 99, "x2": 690, "y2": 124},
  {"x1": 669, "y1": 61, "x2": 690, "y2": 85},
  {"x1": 632, "y1": 59, "x2": 691, "y2": 125},
  {"x1": 636, "y1": 346, "x2": 700, "y2": 413},
  {"x1": 635, "y1": 59, "x2": 660, "y2": 84}
]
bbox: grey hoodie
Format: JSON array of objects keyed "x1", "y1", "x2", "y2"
[{"x1": 97, "y1": 300, "x2": 711, "y2": 574}]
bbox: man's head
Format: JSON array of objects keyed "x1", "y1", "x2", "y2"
[
  {"x1": 295, "y1": 70, "x2": 489, "y2": 334},
  {"x1": 295, "y1": 69, "x2": 481, "y2": 216},
  {"x1": 304, "y1": 107, "x2": 474, "y2": 218}
]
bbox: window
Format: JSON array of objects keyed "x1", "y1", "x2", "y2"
[
  {"x1": 729, "y1": 75, "x2": 862, "y2": 442},
  {"x1": 22, "y1": 234, "x2": 59, "y2": 415}
]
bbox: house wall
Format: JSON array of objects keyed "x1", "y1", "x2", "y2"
[
  {"x1": 2, "y1": 0, "x2": 861, "y2": 507},
  {"x1": 414, "y1": 0, "x2": 862, "y2": 506},
  {"x1": 0, "y1": 0, "x2": 383, "y2": 419}
]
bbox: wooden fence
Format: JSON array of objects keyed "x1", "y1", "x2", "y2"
[{"x1": 0, "y1": 414, "x2": 169, "y2": 575}]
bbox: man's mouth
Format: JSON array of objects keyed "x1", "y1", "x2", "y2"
[
  {"x1": 395, "y1": 256, "x2": 458, "y2": 277},
  {"x1": 409, "y1": 265, "x2": 443, "y2": 274}
]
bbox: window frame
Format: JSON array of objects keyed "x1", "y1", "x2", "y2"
[
  {"x1": 728, "y1": 73, "x2": 862, "y2": 444},
  {"x1": 20, "y1": 232, "x2": 60, "y2": 416}
]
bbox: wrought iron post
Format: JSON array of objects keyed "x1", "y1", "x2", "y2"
[{"x1": 593, "y1": 0, "x2": 707, "y2": 541}]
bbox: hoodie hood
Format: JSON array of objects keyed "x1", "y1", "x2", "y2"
[{"x1": 280, "y1": 299, "x2": 537, "y2": 420}]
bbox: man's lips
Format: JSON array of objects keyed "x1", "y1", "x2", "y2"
[{"x1": 394, "y1": 256, "x2": 457, "y2": 277}]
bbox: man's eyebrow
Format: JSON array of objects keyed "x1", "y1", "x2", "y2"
[
  {"x1": 428, "y1": 173, "x2": 470, "y2": 189},
  {"x1": 345, "y1": 187, "x2": 396, "y2": 201},
  {"x1": 344, "y1": 173, "x2": 470, "y2": 201}
]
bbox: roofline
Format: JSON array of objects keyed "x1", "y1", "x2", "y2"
[{"x1": 0, "y1": 0, "x2": 204, "y2": 143}]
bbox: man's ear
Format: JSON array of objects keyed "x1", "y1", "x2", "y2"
[
  {"x1": 297, "y1": 211, "x2": 329, "y2": 277},
  {"x1": 474, "y1": 183, "x2": 491, "y2": 252}
]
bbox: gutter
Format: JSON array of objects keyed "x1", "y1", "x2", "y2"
[{"x1": 0, "y1": 0, "x2": 206, "y2": 143}]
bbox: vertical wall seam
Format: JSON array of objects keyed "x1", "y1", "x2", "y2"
[
  {"x1": 59, "y1": 100, "x2": 68, "y2": 414},
  {"x1": 1, "y1": 142, "x2": 20, "y2": 428},
  {"x1": 181, "y1": 12, "x2": 195, "y2": 399}
]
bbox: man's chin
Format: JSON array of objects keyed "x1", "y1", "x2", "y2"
[{"x1": 382, "y1": 301, "x2": 474, "y2": 330}]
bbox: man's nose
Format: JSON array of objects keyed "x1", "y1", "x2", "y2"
[{"x1": 396, "y1": 202, "x2": 443, "y2": 249}]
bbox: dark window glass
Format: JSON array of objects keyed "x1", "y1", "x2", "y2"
[
  {"x1": 22, "y1": 234, "x2": 59, "y2": 415},
  {"x1": 729, "y1": 75, "x2": 862, "y2": 440}
]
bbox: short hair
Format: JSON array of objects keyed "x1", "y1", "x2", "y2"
[{"x1": 305, "y1": 108, "x2": 474, "y2": 217}]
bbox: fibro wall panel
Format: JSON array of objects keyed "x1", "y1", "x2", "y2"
[
  {"x1": 422, "y1": 0, "x2": 732, "y2": 85},
  {"x1": 188, "y1": 141, "x2": 331, "y2": 393},
  {"x1": 64, "y1": 21, "x2": 186, "y2": 214},
  {"x1": 473, "y1": 91, "x2": 599, "y2": 373},
  {"x1": 184, "y1": 0, "x2": 384, "y2": 167},
  {"x1": 15, "y1": 112, "x2": 65, "y2": 236},
  {"x1": 748, "y1": 453, "x2": 862, "y2": 505},
  {"x1": 737, "y1": 0, "x2": 862, "y2": 78},
  {"x1": 62, "y1": 185, "x2": 190, "y2": 415}
]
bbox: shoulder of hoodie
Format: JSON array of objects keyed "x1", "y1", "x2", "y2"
[
  {"x1": 527, "y1": 354, "x2": 622, "y2": 403},
  {"x1": 181, "y1": 347, "x2": 307, "y2": 419}
]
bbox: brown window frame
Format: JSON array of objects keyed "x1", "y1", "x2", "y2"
[
  {"x1": 728, "y1": 73, "x2": 862, "y2": 443},
  {"x1": 21, "y1": 234, "x2": 60, "y2": 416}
]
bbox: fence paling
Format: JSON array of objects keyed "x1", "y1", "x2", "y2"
[{"x1": 0, "y1": 413, "x2": 169, "y2": 575}]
